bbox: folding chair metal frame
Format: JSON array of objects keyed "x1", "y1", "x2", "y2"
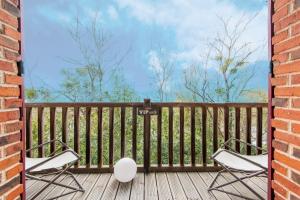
[
  {"x1": 25, "y1": 140, "x2": 85, "y2": 200},
  {"x1": 208, "y1": 138, "x2": 268, "y2": 200}
]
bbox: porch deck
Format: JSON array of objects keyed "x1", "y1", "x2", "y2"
[{"x1": 26, "y1": 172, "x2": 267, "y2": 200}]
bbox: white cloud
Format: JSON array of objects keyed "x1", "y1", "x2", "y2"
[
  {"x1": 148, "y1": 50, "x2": 162, "y2": 73},
  {"x1": 116, "y1": 0, "x2": 268, "y2": 65},
  {"x1": 108, "y1": 5, "x2": 119, "y2": 20}
]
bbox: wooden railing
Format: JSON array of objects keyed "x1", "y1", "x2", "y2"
[{"x1": 25, "y1": 100, "x2": 268, "y2": 173}]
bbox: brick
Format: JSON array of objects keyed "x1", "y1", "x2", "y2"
[
  {"x1": 5, "y1": 184, "x2": 23, "y2": 200},
  {"x1": 271, "y1": 76, "x2": 288, "y2": 86},
  {"x1": 3, "y1": 121, "x2": 22, "y2": 133},
  {"x1": 274, "y1": 35, "x2": 300, "y2": 54},
  {"x1": 272, "y1": 160, "x2": 288, "y2": 175},
  {"x1": 0, "y1": 153, "x2": 19, "y2": 170},
  {"x1": 272, "y1": 119, "x2": 288, "y2": 130},
  {"x1": 294, "y1": 147, "x2": 300, "y2": 159},
  {"x1": 273, "y1": 5, "x2": 289, "y2": 23},
  {"x1": 0, "y1": 176, "x2": 19, "y2": 196},
  {"x1": 292, "y1": 123, "x2": 300, "y2": 133},
  {"x1": 0, "y1": 60, "x2": 16, "y2": 72},
  {"x1": 0, "y1": 10, "x2": 18, "y2": 28},
  {"x1": 273, "y1": 30, "x2": 289, "y2": 44},
  {"x1": 295, "y1": 0, "x2": 300, "y2": 9},
  {"x1": 274, "y1": 10, "x2": 300, "y2": 32},
  {"x1": 0, "y1": 133, "x2": 20, "y2": 147},
  {"x1": 5, "y1": 141, "x2": 22, "y2": 156},
  {"x1": 3, "y1": 49, "x2": 19, "y2": 61},
  {"x1": 274, "y1": 60, "x2": 300, "y2": 75},
  {"x1": 274, "y1": 172, "x2": 300, "y2": 196},
  {"x1": 275, "y1": 193, "x2": 286, "y2": 200},
  {"x1": 273, "y1": 98, "x2": 289, "y2": 107},
  {"x1": 7, "y1": 0, "x2": 18, "y2": 7},
  {"x1": 275, "y1": 0, "x2": 291, "y2": 10},
  {"x1": 274, "y1": 130, "x2": 300, "y2": 146},
  {"x1": 291, "y1": 194, "x2": 300, "y2": 200},
  {"x1": 292, "y1": 171, "x2": 300, "y2": 185},
  {"x1": 292, "y1": 23, "x2": 300, "y2": 36},
  {"x1": 0, "y1": 86, "x2": 19, "y2": 97},
  {"x1": 0, "y1": 35, "x2": 19, "y2": 51},
  {"x1": 272, "y1": 180, "x2": 288, "y2": 198},
  {"x1": 292, "y1": 74, "x2": 300, "y2": 84},
  {"x1": 291, "y1": 49, "x2": 300, "y2": 60},
  {"x1": 0, "y1": 110, "x2": 19, "y2": 122},
  {"x1": 3, "y1": 25, "x2": 20, "y2": 41},
  {"x1": 274, "y1": 151, "x2": 300, "y2": 171},
  {"x1": 5, "y1": 163, "x2": 22, "y2": 180},
  {"x1": 273, "y1": 53, "x2": 289, "y2": 63},
  {"x1": 4, "y1": 98, "x2": 22, "y2": 108},
  {"x1": 1, "y1": 0, "x2": 20, "y2": 17},
  {"x1": 274, "y1": 87, "x2": 300, "y2": 96},
  {"x1": 273, "y1": 139, "x2": 289, "y2": 152},
  {"x1": 274, "y1": 108, "x2": 300, "y2": 121},
  {"x1": 5, "y1": 74, "x2": 22, "y2": 85}
]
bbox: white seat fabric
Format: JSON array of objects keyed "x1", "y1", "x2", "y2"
[
  {"x1": 26, "y1": 151, "x2": 78, "y2": 172},
  {"x1": 214, "y1": 149, "x2": 267, "y2": 172}
]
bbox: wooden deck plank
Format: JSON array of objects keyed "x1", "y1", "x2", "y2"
[
  {"x1": 156, "y1": 173, "x2": 172, "y2": 200},
  {"x1": 26, "y1": 175, "x2": 53, "y2": 199},
  {"x1": 72, "y1": 174, "x2": 100, "y2": 200},
  {"x1": 85, "y1": 174, "x2": 111, "y2": 200},
  {"x1": 188, "y1": 172, "x2": 216, "y2": 200},
  {"x1": 198, "y1": 172, "x2": 231, "y2": 200},
  {"x1": 101, "y1": 174, "x2": 120, "y2": 200},
  {"x1": 209, "y1": 172, "x2": 243, "y2": 200},
  {"x1": 130, "y1": 173, "x2": 144, "y2": 200},
  {"x1": 177, "y1": 172, "x2": 201, "y2": 200},
  {"x1": 251, "y1": 177, "x2": 268, "y2": 192},
  {"x1": 58, "y1": 174, "x2": 88, "y2": 200},
  {"x1": 145, "y1": 173, "x2": 158, "y2": 200},
  {"x1": 166, "y1": 173, "x2": 187, "y2": 200},
  {"x1": 44, "y1": 174, "x2": 78, "y2": 199},
  {"x1": 115, "y1": 181, "x2": 132, "y2": 200}
]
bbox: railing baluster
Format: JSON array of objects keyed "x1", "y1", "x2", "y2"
[
  {"x1": 168, "y1": 107, "x2": 173, "y2": 167},
  {"x1": 202, "y1": 106, "x2": 207, "y2": 166},
  {"x1": 224, "y1": 106, "x2": 229, "y2": 148},
  {"x1": 257, "y1": 107, "x2": 263, "y2": 154},
  {"x1": 157, "y1": 107, "x2": 162, "y2": 167},
  {"x1": 74, "y1": 107, "x2": 80, "y2": 168},
  {"x1": 109, "y1": 107, "x2": 114, "y2": 168},
  {"x1": 86, "y1": 107, "x2": 91, "y2": 168},
  {"x1": 98, "y1": 106, "x2": 103, "y2": 168},
  {"x1": 132, "y1": 107, "x2": 137, "y2": 161},
  {"x1": 50, "y1": 107, "x2": 56, "y2": 154},
  {"x1": 37, "y1": 107, "x2": 44, "y2": 157},
  {"x1": 191, "y1": 106, "x2": 195, "y2": 167},
  {"x1": 213, "y1": 107, "x2": 218, "y2": 166},
  {"x1": 144, "y1": 113, "x2": 151, "y2": 173},
  {"x1": 26, "y1": 107, "x2": 32, "y2": 157},
  {"x1": 121, "y1": 107, "x2": 126, "y2": 158},
  {"x1": 246, "y1": 107, "x2": 252, "y2": 155},
  {"x1": 235, "y1": 107, "x2": 241, "y2": 153},
  {"x1": 180, "y1": 106, "x2": 184, "y2": 166},
  {"x1": 62, "y1": 107, "x2": 68, "y2": 151}
]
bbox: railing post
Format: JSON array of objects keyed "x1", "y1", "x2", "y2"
[{"x1": 143, "y1": 99, "x2": 151, "y2": 174}]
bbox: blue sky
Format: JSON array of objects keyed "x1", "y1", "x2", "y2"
[{"x1": 23, "y1": 0, "x2": 268, "y2": 101}]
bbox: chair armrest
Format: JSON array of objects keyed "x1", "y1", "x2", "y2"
[{"x1": 222, "y1": 138, "x2": 267, "y2": 153}]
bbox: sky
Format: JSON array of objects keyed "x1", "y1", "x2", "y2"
[{"x1": 23, "y1": 0, "x2": 269, "y2": 101}]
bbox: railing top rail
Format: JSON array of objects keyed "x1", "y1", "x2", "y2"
[{"x1": 25, "y1": 102, "x2": 268, "y2": 108}]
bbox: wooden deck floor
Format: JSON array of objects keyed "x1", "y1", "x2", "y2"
[{"x1": 26, "y1": 172, "x2": 267, "y2": 200}]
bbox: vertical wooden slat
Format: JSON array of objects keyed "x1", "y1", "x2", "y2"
[
  {"x1": 213, "y1": 107, "x2": 218, "y2": 166},
  {"x1": 168, "y1": 107, "x2": 173, "y2": 167},
  {"x1": 132, "y1": 107, "x2": 137, "y2": 161},
  {"x1": 190, "y1": 107, "x2": 195, "y2": 166},
  {"x1": 257, "y1": 107, "x2": 263, "y2": 154},
  {"x1": 74, "y1": 107, "x2": 80, "y2": 168},
  {"x1": 202, "y1": 106, "x2": 207, "y2": 166},
  {"x1": 224, "y1": 106, "x2": 229, "y2": 147},
  {"x1": 157, "y1": 107, "x2": 162, "y2": 167},
  {"x1": 246, "y1": 107, "x2": 252, "y2": 155},
  {"x1": 37, "y1": 107, "x2": 44, "y2": 158},
  {"x1": 121, "y1": 107, "x2": 126, "y2": 158},
  {"x1": 26, "y1": 107, "x2": 32, "y2": 157},
  {"x1": 98, "y1": 107, "x2": 103, "y2": 168},
  {"x1": 235, "y1": 107, "x2": 241, "y2": 153},
  {"x1": 86, "y1": 107, "x2": 91, "y2": 168},
  {"x1": 179, "y1": 107, "x2": 184, "y2": 166},
  {"x1": 109, "y1": 107, "x2": 114, "y2": 168},
  {"x1": 144, "y1": 114, "x2": 151, "y2": 173},
  {"x1": 49, "y1": 107, "x2": 56, "y2": 154},
  {"x1": 62, "y1": 107, "x2": 68, "y2": 151}
]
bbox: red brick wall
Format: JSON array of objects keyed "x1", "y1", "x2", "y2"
[
  {"x1": 272, "y1": 0, "x2": 300, "y2": 199},
  {"x1": 0, "y1": 0, "x2": 24, "y2": 200}
]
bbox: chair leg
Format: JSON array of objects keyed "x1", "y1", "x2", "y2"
[{"x1": 208, "y1": 169, "x2": 226, "y2": 191}]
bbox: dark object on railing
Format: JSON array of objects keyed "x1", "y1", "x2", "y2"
[{"x1": 25, "y1": 100, "x2": 268, "y2": 173}]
